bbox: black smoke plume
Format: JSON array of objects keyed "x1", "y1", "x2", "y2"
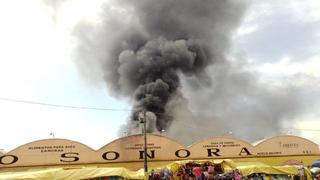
[
  {"x1": 72, "y1": 0, "x2": 320, "y2": 145},
  {"x1": 74, "y1": 0, "x2": 246, "y2": 134},
  {"x1": 120, "y1": 38, "x2": 213, "y2": 131}
]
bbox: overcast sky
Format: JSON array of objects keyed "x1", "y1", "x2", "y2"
[{"x1": 0, "y1": 0, "x2": 319, "y2": 152}]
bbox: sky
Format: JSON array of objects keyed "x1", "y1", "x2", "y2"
[{"x1": 0, "y1": 0, "x2": 320, "y2": 152}]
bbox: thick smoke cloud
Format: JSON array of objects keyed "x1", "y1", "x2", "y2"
[
  {"x1": 74, "y1": 0, "x2": 247, "y2": 134},
  {"x1": 119, "y1": 38, "x2": 212, "y2": 130},
  {"x1": 167, "y1": 60, "x2": 307, "y2": 145},
  {"x1": 73, "y1": 0, "x2": 320, "y2": 145}
]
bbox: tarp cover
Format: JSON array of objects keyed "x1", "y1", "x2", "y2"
[
  {"x1": 229, "y1": 161, "x2": 312, "y2": 179},
  {"x1": 234, "y1": 163, "x2": 299, "y2": 176},
  {"x1": 158, "y1": 160, "x2": 311, "y2": 179},
  {"x1": 0, "y1": 167, "x2": 144, "y2": 180},
  {"x1": 0, "y1": 160, "x2": 313, "y2": 180}
]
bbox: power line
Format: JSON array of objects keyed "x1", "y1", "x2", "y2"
[
  {"x1": 0, "y1": 97, "x2": 133, "y2": 112},
  {"x1": 1, "y1": 97, "x2": 320, "y2": 133},
  {"x1": 0, "y1": 97, "x2": 177, "y2": 116},
  {"x1": 282, "y1": 128, "x2": 320, "y2": 132}
]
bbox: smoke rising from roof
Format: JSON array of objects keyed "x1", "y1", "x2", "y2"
[
  {"x1": 73, "y1": 0, "x2": 313, "y2": 144},
  {"x1": 74, "y1": 0, "x2": 247, "y2": 134},
  {"x1": 167, "y1": 60, "x2": 306, "y2": 145}
]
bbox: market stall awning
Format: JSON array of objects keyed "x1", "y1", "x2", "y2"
[{"x1": 0, "y1": 167, "x2": 145, "y2": 180}]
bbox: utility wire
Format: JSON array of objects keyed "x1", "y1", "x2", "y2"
[
  {"x1": 0, "y1": 97, "x2": 133, "y2": 112},
  {"x1": 282, "y1": 128, "x2": 320, "y2": 132},
  {"x1": 1, "y1": 97, "x2": 320, "y2": 132},
  {"x1": 0, "y1": 97, "x2": 174, "y2": 116}
]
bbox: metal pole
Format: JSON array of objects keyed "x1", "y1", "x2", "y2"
[{"x1": 143, "y1": 111, "x2": 148, "y2": 173}]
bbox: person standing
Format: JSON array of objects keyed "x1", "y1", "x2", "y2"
[
  {"x1": 234, "y1": 169, "x2": 242, "y2": 180},
  {"x1": 193, "y1": 165, "x2": 202, "y2": 180}
]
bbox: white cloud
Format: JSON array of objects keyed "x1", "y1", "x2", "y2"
[
  {"x1": 245, "y1": 2, "x2": 273, "y2": 22},
  {"x1": 235, "y1": 2, "x2": 271, "y2": 37},
  {"x1": 291, "y1": 115, "x2": 320, "y2": 144},
  {"x1": 256, "y1": 55, "x2": 320, "y2": 77},
  {"x1": 54, "y1": 0, "x2": 106, "y2": 29},
  {"x1": 236, "y1": 24, "x2": 258, "y2": 36},
  {"x1": 286, "y1": 0, "x2": 320, "y2": 22}
]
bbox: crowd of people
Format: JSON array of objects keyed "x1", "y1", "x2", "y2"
[
  {"x1": 148, "y1": 162, "x2": 242, "y2": 180},
  {"x1": 87, "y1": 162, "x2": 318, "y2": 180},
  {"x1": 147, "y1": 161, "x2": 312, "y2": 180},
  {"x1": 175, "y1": 162, "x2": 228, "y2": 180},
  {"x1": 149, "y1": 168, "x2": 174, "y2": 180}
]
